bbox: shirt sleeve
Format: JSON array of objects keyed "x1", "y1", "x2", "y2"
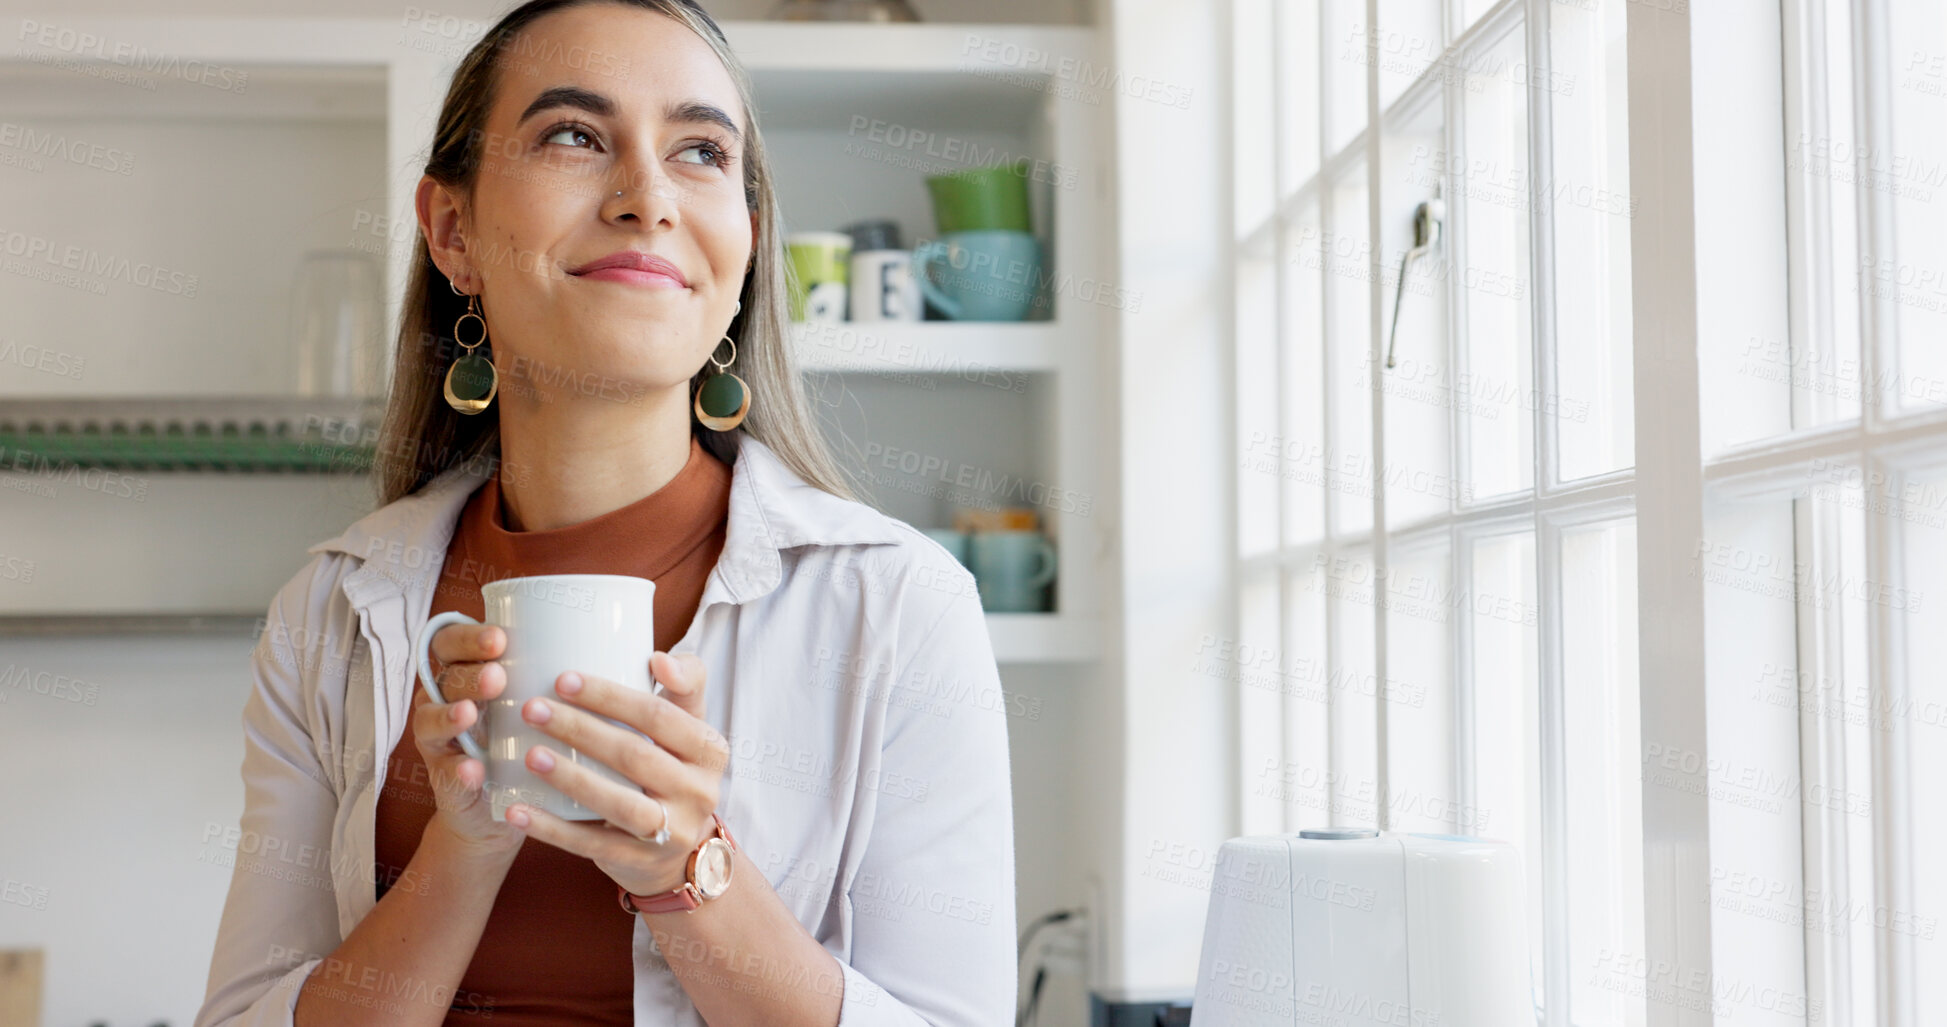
[
  {"x1": 833, "y1": 580, "x2": 1019, "y2": 1026},
  {"x1": 195, "y1": 556, "x2": 347, "y2": 1027}
]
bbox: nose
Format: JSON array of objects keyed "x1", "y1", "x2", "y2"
[{"x1": 603, "y1": 151, "x2": 681, "y2": 230}]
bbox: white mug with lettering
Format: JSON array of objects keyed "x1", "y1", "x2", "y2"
[
  {"x1": 850, "y1": 249, "x2": 922, "y2": 322},
  {"x1": 413, "y1": 573, "x2": 659, "y2": 821}
]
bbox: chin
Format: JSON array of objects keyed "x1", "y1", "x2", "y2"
[{"x1": 499, "y1": 341, "x2": 684, "y2": 406}]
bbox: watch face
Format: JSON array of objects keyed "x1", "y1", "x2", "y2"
[{"x1": 695, "y1": 838, "x2": 734, "y2": 899}]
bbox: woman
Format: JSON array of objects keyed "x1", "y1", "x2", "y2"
[{"x1": 193, "y1": 2, "x2": 1016, "y2": 1024}]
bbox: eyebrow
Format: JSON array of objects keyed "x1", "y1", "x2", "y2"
[{"x1": 518, "y1": 86, "x2": 742, "y2": 142}]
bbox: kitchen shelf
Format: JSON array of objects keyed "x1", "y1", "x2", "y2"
[
  {"x1": 791, "y1": 320, "x2": 1066, "y2": 375},
  {"x1": 0, "y1": 17, "x2": 1107, "y2": 665},
  {"x1": 1, "y1": 20, "x2": 1093, "y2": 125},
  {"x1": 0, "y1": 60, "x2": 386, "y2": 121},
  {"x1": 0, "y1": 397, "x2": 380, "y2": 472}
]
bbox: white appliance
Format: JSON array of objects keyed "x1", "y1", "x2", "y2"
[{"x1": 1188, "y1": 831, "x2": 1534, "y2": 1027}]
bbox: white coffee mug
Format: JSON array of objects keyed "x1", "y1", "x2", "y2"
[
  {"x1": 850, "y1": 250, "x2": 922, "y2": 322},
  {"x1": 413, "y1": 573, "x2": 660, "y2": 821}
]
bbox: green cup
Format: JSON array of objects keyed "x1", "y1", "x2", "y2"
[
  {"x1": 787, "y1": 231, "x2": 851, "y2": 322},
  {"x1": 925, "y1": 161, "x2": 1032, "y2": 235}
]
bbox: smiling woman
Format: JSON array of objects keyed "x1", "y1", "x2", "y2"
[
  {"x1": 192, "y1": 3, "x2": 1017, "y2": 1026},
  {"x1": 377, "y1": 0, "x2": 847, "y2": 515}
]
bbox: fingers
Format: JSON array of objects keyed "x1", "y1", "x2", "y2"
[
  {"x1": 431, "y1": 622, "x2": 505, "y2": 666},
  {"x1": 521, "y1": 690, "x2": 714, "y2": 800},
  {"x1": 549, "y1": 670, "x2": 728, "y2": 770},
  {"x1": 434, "y1": 658, "x2": 506, "y2": 706},
  {"x1": 424, "y1": 624, "x2": 505, "y2": 706},
  {"x1": 413, "y1": 684, "x2": 479, "y2": 750},
  {"x1": 522, "y1": 742, "x2": 684, "y2": 844},
  {"x1": 502, "y1": 801, "x2": 656, "y2": 870},
  {"x1": 650, "y1": 651, "x2": 708, "y2": 720},
  {"x1": 409, "y1": 686, "x2": 489, "y2": 805}
]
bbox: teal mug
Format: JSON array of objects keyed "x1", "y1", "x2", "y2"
[
  {"x1": 923, "y1": 528, "x2": 971, "y2": 568},
  {"x1": 968, "y1": 531, "x2": 1057, "y2": 613},
  {"x1": 913, "y1": 230, "x2": 1043, "y2": 321}
]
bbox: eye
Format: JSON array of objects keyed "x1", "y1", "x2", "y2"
[
  {"x1": 675, "y1": 138, "x2": 735, "y2": 169},
  {"x1": 540, "y1": 121, "x2": 599, "y2": 150}
]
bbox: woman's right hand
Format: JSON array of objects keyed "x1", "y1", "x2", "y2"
[{"x1": 414, "y1": 622, "x2": 525, "y2": 859}]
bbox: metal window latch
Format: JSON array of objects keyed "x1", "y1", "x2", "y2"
[{"x1": 1384, "y1": 194, "x2": 1445, "y2": 369}]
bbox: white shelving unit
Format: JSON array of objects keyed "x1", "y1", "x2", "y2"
[
  {"x1": 792, "y1": 320, "x2": 1065, "y2": 374},
  {"x1": 740, "y1": 21, "x2": 1108, "y2": 666},
  {"x1": 0, "y1": 17, "x2": 1107, "y2": 664}
]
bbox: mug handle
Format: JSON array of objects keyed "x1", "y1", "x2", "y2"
[
  {"x1": 912, "y1": 241, "x2": 964, "y2": 320},
  {"x1": 1029, "y1": 538, "x2": 1058, "y2": 588},
  {"x1": 414, "y1": 610, "x2": 488, "y2": 762}
]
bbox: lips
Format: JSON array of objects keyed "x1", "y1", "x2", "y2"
[{"x1": 567, "y1": 251, "x2": 689, "y2": 287}]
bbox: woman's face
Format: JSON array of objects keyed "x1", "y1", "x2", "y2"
[{"x1": 422, "y1": 3, "x2": 754, "y2": 406}]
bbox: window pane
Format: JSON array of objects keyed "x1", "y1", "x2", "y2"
[
  {"x1": 1325, "y1": 0, "x2": 1368, "y2": 157},
  {"x1": 1233, "y1": 0, "x2": 1275, "y2": 233},
  {"x1": 1460, "y1": 26, "x2": 1535, "y2": 499},
  {"x1": 1550, "y1": 0, "x2": 1635, "y2": 480},
  {"x1": 1325, "y1": 547, "x2": 1379, "y2": 827},
  {"x1": 1385, "y1": 540, "x2": 1455, "y2": 834},
  {"x1": 1239, "y1": 573, "x2": 1284, "y2": 835},
  {"x1": 1695, "y1": 1, "x2": 1792, "y2": 453},
  {"x1": 1561, "y1": 518, "x2": 1645, "y2": 1027},
  {"x1": 1284, "y1": 209, "x2": 1328, "y2": 546},
  {"x1": 1698, "y1": 499, "x2": 1810, "y2": 1026},
  {"x1": 1885, "y1": 0, "x2": 1947, "y2": 411},
  {"x1": 1238, "y1": 254, "x2": 1279, "y2": 560},
  {"x1": 1777, "y1": 0, "x2": 1863, "y2": 428},
  {"x1": 1471, "y1": 531, "x2": 1541, "y2": 1001},
  {"x1": 1770, "y1": 483, "x2": 1873, "y2": 1022},
  {"x1": 1456, "y1": 0, "x2": 1497, "y2": 37},
  {"x1": 1329, "y1": 164, "x2": 1375, "y2": 536},
  {"x1": 1904, "y1": 468, "x2": 1947, "y2": 1022},
  {"x1": 1377, "y1": 0, "x2": 1443, "y2": 114},
  {"x1": 1279, "y1": 0, "x2": 1321, "y2": 192},
  {"x1": 1381, "y1": 102, "x2": 1455, "y2": 529},
  {"x1": 1281, "y1": 563, "x2": 1332, "y2": 832}
]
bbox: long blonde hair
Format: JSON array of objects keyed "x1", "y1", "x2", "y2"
[{"x1": 375, "y1": 0, "x2": 855, "y2": 505}]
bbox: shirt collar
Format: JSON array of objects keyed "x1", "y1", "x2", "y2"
[{"x1": 311, "y1": 432, "x2": 903, "y2": 605}]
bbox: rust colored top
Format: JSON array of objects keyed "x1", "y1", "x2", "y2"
[{"x1": 371, "y1": 435, "x2": 733, "y2": 1024}]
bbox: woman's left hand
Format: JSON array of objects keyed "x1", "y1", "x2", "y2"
[{"x1": 504, "y1": 651, "x2": 732, "y2": 898}]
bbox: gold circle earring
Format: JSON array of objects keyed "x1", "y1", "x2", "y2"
[
  {"x1": 693, "y1": 330, "x2": 750, "y2": 431},
  {"x1": 444, "y1": 290, "x2": 497, "y2": 414}
]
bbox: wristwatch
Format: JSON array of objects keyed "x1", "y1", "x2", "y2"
[{"x1": 618, "y1": 812, "x2": 739, "y2": 914}]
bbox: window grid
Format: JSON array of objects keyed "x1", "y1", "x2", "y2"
[
  {"x1": 1235, "y1": 1, "x2": 1645, "y2": 1024},
  {"x1": 1718, "y1": 0, "x2": 1947, "y2": 1020}
]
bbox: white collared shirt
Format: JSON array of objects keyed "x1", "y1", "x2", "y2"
[{"x1": 193, "y1": 432, "x2": 1018, "y2": 1026}]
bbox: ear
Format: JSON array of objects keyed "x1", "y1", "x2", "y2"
[
  {"x1": 748, "y1": 209, "x2": 759, "y2": 269},
  {"x1": 417, "y1": 175, "x2": 471, "y2": 288}
]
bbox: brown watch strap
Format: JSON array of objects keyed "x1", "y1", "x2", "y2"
[{"x1": 617, "y1": 812, "x2": 737, "y2": 915}]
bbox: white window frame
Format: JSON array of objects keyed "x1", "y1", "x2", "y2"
[
  {"x1": 1237, "y1": 0, "x2": 1947, "y2": 1025},
  {"x1": 1235, "y1": 0, "x2": 1648, "y2": 1021},
  {"x1": 1697, "y1": 1, "x2": 1947, "y2": 1023}
]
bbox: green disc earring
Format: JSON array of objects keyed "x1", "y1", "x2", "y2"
[
  {"x1": 444, "y1": 289, "x2": 497, "y2": 415},
  {"x1": 694, "y1": 332, "x2": 750, "y2": 431}
]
